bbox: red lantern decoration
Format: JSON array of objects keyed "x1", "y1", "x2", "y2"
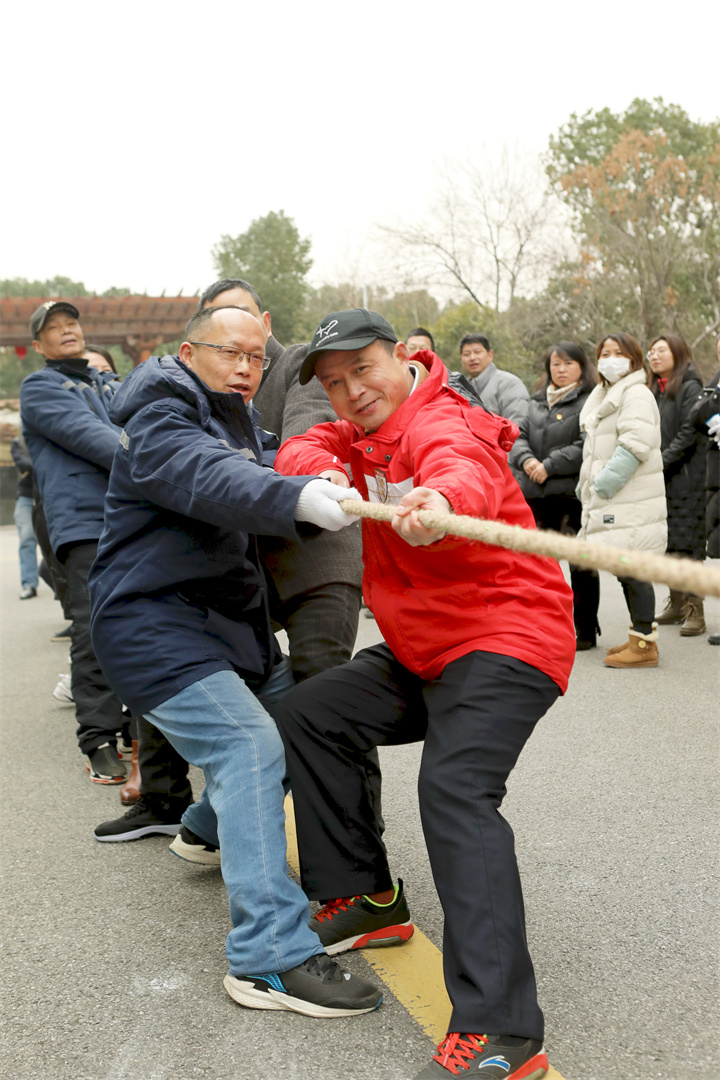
[{"x1": 15, "y1": 346, "x2": 27, "y2": 359}]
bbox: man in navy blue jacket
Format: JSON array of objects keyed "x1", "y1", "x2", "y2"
[
  {"x1": 88, "y1": 304, "x2": 381, "y2": 1018},
  {"x1": 20, "y1": 301, "x2": 126, "y2": 784}
]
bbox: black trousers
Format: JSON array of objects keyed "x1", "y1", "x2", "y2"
[
  {"x1": 32, "y1": 497, "x2": 71, "y2": 620},
  {"x1": 63, "y1": 542, "x2": 124, "y2": 754},
  {"x1": 137, "y1": 582, "x2": 364, "y2": 806},
  {"x1": 527, "y1": 497, "x2": 600, "y2": 640},
  {"x1": 274, "y1": 644, "x2": 560, "y2": 1039},
  {"x1": 617, "y1": 576, "x2": 655, "y2": 634}
]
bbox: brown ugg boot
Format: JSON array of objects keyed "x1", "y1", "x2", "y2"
[
  {"x1": 605, "y1": 622, "x2": 658, "y2": 656},
  {"x1": 656, "y1": 589, "x2": 685, "y2": 624},
  {"x1": 604, "y1": 629, "x2": 658, "y2": 668},
  {"x1": 680, "y1": 595, "x2": 706, "y2": 636},
  {"x1": 605, "y1": 628, "x2": 632, "y2": 656},
  {"x1": 120, "y1": 740, "x2": 140, "y2": 805}
]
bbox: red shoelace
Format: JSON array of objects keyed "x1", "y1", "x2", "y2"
[
  {"x1": 434, "y1": 1033, "x2": 488, "y2": 1074},
  {"x1": 314, "y1": 896, "x2": 360, "y2": 922}
]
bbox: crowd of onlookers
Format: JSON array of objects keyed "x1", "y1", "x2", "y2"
[{"x1": 12, "y1": 320, "x2": 720, "y2": 700}]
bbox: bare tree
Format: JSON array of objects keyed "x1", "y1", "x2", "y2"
[{"x1": 381, "y1": 148, "x2": 568, "y2": 311}]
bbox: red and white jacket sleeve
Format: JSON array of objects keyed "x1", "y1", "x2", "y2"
[
  {"x1": 408, "y1": 411, "x2": 509, "y2": 522},
  {"x1": 275, "y1": 420, "x2": 356, "y2": 484}
]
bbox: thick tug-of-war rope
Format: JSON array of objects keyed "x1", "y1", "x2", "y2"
[{"x1": 339, "y1": 498, "x2": 720, "y2": 600}]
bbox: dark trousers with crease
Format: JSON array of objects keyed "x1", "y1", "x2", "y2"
[
  {"x1": 274, "y1": 643, "x2": 559, "y2": 1040},
  {"x1": 63, "y1": 541, "x2": 124, "y2": 754},
  {"x1": 137, "y1": 582, "x2": 366, "y2": 808}
]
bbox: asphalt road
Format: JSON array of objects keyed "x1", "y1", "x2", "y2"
[{"x1": 1, "y1": 523, "x2": 718, "y2": 1080}]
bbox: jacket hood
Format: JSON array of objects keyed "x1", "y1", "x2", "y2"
[
  {"x1": 358, "y1": 352, "x2": 518, "y2": 453},
  {"x1": 109, "y1": 355, "x2": 252, "y2": 429}
]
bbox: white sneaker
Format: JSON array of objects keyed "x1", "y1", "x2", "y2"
[{"x1": 53, "y1": 673, "x2": 74, "y2": 705}]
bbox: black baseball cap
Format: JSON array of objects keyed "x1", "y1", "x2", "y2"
[
  {"x1": 30, "y1": 300, "x2": 80, "y2": 339},
  {"x1": 299, "y1": 308, "x2": 398, "y2": 385}
]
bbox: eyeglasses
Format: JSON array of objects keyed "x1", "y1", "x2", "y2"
[{"x1": 188, "y1": 342, "x2": 271, "y2": 369}]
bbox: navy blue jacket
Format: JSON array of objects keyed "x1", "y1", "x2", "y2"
[
  {"x1": 20, "y1": 363, "x2": 121, "y2": 557},
  {"x1": 88, "y1": 355, "x2": 314, "y2": 716}
]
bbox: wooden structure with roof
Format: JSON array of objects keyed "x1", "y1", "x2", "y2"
[{"x1": 0, "y1": 296, "x2": 200, "y2": 365}]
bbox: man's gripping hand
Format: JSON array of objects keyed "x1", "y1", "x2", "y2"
[
  {"x1": 318, "y1": 469, "x2": 351, "y2": 488},
  {"x1": 295, "y1": 478, "x2": 361, "y2": 531},
  {"x1": 392, "y1": 487, "x2": 452, "y2": 547}
]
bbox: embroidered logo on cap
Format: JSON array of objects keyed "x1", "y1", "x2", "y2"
[{"x1": 316, "y1": 319, "x2": 339, "y2": 343}]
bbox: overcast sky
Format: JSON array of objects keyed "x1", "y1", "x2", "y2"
[{"x1": 1, "y1": 0, "x2": 718, "y2": 298}]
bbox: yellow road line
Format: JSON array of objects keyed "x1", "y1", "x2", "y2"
[{"x1": 284, "y1": 797, "x2": 567, "y2": 1079}]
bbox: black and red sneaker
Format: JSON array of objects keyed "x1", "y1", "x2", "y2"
[
  {"x1": 413, "y1": 1033, "x2": 549, "y2": 1078},
  {"x1": 309, "y1": 878, "x2": 414, "y2": 955}
]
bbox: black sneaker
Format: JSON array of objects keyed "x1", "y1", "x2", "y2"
[
  {"x1": 310, "y1": 879, "x2": 414, "y2": 954},
  {"x1": 94, "y1": 797, "x2": 187, "y2": 842},
  {"x1": 413, "y1": 1034, "x2": 549, "y2": 1078},
  {"x1": 224, "y1": 952, "x2": 383, "y2": 1017},
  {"x1": 169, "y1": 824, "x2": 221, "y2": 866},
  {"x1": 50, "y1": 624, "x2": 72, "y2": 642},
  {"x1": 85, "y1": 743, "x2": 126, "y2": 784}
]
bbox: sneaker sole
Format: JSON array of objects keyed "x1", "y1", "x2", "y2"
[
  {"x1": 52, "y1": 693, "x2": 75, "y2": 705},
  {"x1": 322, "y1": 921, "x2": 415, "y2": 955},
  {"x1": 508, "y1": 1052, "x2": 549, "y2": 1079},
  {"x1": 169, "y1": 834, "x2": 221, "y2": 866},
  {"x1": 95, "y1": 823, "x2": 182, "y2": 842},
  {"x1": 85, "y1": 768, "x2": 127, "y2": 784},
  {"x1": 223, "y1": 975, "x2": 382, "y2": 1017}
]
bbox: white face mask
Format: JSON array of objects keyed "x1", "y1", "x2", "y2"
[{"x1": 598, "y1": 354, "x2": 630, "y2": 384}]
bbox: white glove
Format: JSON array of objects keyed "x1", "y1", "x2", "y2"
[
  {"x1": 706, "y1": 412, "x2": 720, "y2": 444},
  {"x1": 294, "y1": 478, "x2": 362, "y2": 531}
]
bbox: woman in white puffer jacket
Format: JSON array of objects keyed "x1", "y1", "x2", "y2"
[{"x1": 577, "y1": 332, "x2": 667, "y2": 668}]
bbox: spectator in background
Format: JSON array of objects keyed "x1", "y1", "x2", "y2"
[
  {"x1": 690, "y1": 334, "x2": 720, "y2": 645},
  {"x1": 577, "y1": 332, "x2": 667, "y2": 668},
  {"x1": 648, "y1": 335, "x2": 707, "y2": 636},
  {"x1": 509, "y1": 343, "x2": 600, "y2": 649},
  {"x1": 84, "y1": 344, "x2": 117, "y2": 375},
  {"x1": 459, "y1": 333, "x2": 529, "y2": 425},
  {"x1": 405, "y1": 327, "x2": 435, "y2": 355},
  {"x1": 20, "y1": 301, "x2": 127, "y2": 785},
  {"x1": 10, "y1": 434, "x2": 39, "y2": 599}
]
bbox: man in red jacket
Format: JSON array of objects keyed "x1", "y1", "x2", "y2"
[{"x1": 273, "y1": 309, "x2": 575, "y2": 1080}]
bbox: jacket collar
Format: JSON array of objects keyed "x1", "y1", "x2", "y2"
[
  {"x1": 472, "y1": 362, "x2": 497, "y2": 393},
  {"x1": 46, "y1": 357, "x2": 94, "y2": 384},
  {"x1": 584, "y1": 368, "x2": 647, "y2": 425}
]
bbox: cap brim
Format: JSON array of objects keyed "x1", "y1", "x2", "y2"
[{"x1": 299, "y1": 333, "x2": 381, "y2": 385}]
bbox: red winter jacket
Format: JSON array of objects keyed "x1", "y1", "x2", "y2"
[{"x1": 275, "y1": 353, "x2": 575, "y2": 692}]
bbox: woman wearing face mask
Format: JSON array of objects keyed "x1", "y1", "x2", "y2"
[
  {"x1": 647, "y1": 335, "x2": 707, "y2": 635},
  {"x1": 577, "y1": 332, "x2": 667, "y2": 667},
  {"x1": 510, "y1": 342, "x2": 600, "y2": 649}
]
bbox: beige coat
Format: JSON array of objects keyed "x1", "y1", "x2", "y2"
[{"x1": 577, "y1": 369, "x2": 667, "y2": 553}]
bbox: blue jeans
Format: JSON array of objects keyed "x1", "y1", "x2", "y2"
[
  {"x1": 14, "y1": 496, "x2": 38, "y2": 588},
  {"x1": 146, "y1": 663, "x2": 325, "y2": 977}
]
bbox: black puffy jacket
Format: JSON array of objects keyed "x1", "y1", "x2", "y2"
[
  {"x1": 690, "y1": 369, "x2": 720, "y2": 559},
  {"x1": 508, "y1": 384, "x2": 592, "y2": 500},
  {"x1": 651, "y1": 367, "x2": 707, "y2": 559}
]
